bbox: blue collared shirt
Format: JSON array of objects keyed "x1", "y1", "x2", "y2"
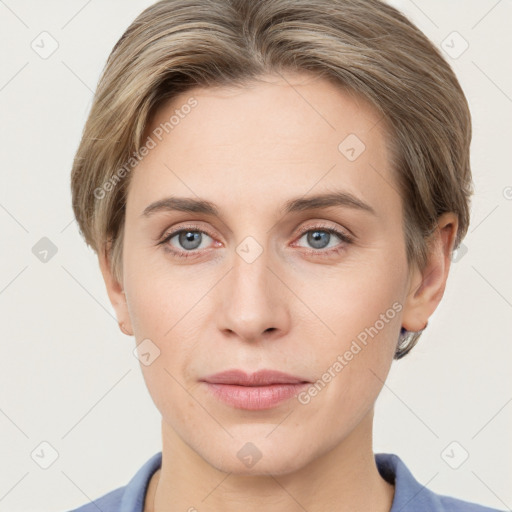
[{"x1": 67, "y1": 452, "x2": 505, "y2": 512}]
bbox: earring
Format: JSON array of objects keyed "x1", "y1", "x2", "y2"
[{"x1": 396, "y1": 321, "x2": 428, "y2": 355}]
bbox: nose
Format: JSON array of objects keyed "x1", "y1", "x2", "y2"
[{"x1": 216, "y1": 247, "x2": 291, "y2": 343}]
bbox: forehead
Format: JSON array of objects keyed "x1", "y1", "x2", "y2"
[
  {"x1": 147, "y1": 72, "x2": 386, "y2": 149},
  {"x1": 128, "y1": 72, "x2": 399, "y2": 219}
]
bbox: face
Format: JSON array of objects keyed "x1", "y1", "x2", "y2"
[{"x1": 113, "y1": 72, "x2": 421, "y2": 475}]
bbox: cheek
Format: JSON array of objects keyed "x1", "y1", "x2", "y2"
[
  {"x1": 296, "y1": 251, "x2": 405, "y2": 344},
  {"x1": 294, "y1": 278, "x2": 401, "y2": 437},
  {"x1": 124, "y1": 245, "x2": 203, "y2": 339},
  {"x1": 291, "y1": 249, "x2": 405, "y2": 409},
  {"x1": 139, "y1": 358, "x2": 202, "y2": 437},
  {"x1": 124, "y1": 254, "x2": 213, "y2": 393},
  {"x1": 127, "y1": 271, "x2": 203, "y2": 417}
]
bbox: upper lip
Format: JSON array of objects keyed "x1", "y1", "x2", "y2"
[{"x1": 201, "y1": 369, "x2": 309, "y2": 386}]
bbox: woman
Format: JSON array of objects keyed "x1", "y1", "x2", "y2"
[{"x1": 68, "y1": 0, "x2": 503, "y2": 510}]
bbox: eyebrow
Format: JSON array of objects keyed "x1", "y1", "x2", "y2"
[{"x1": 141, "y1": 191, "x2": 376, "y2": 218}]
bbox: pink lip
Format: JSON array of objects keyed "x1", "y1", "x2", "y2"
[{"x1": 200, "y1": 369, "x2": 310, "y2": 410}]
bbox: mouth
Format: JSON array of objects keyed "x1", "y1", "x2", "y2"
[{"x1": 200, "y1": 369, "x2": 310, "y2": 410}]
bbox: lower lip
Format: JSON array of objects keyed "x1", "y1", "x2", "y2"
[{"x1": 203, "y1": 382, "x2": 309, "y2": 410}]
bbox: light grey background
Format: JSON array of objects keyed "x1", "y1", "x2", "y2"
[{"x1": 0, "y1": 0, "x2": 511, "y2": 511}]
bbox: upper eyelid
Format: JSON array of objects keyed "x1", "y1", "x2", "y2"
[
  {"x1": 162, "y1": 224, "x2": 215, "y2": 241},
  {"x1": 294, "y1": 222, "x2": 351, "y2": 237},
  {"x1": 162, "y1": 221, "x2": 348, "y2": 237}
]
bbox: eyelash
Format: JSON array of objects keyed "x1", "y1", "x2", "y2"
[{"x1": 158, "y1": 223, "x2": 354, "y2": 260}]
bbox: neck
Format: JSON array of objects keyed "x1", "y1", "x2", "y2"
[{"x1": 146, "y1": 411, "x2": 394, "y2": 512}]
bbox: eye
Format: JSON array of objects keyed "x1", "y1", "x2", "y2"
[
  {"x1": 293, "y1": 225, "x2": 353, "y2": 255},
  {"x1": 158, "y1": 226, "x2": 216, "y2": 258}
]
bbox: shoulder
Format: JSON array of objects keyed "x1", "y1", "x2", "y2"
[
  {"x1": 375, "y1": 453, "x2": 506, "y2": 512},
  {"x1": 63, "y1": 452, "x2": 162, "y2": 512},
  {"x1": 435, "y1": 494, "x2": 506, "y2": 512}
]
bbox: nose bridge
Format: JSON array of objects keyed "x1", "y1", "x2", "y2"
[
  {"x1": 232, "y1": 247, "x2": 272, "y2": 302},
  {"x1": 217, "y1": 240, "x2": 289, "y2": 341}
]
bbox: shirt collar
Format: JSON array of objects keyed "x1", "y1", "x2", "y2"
[
  {"x1": 120, "y1": 451, "x2": 162, "y2": 512},
  {"x1": 375, "y1": 452, "x2": 441, "y2": 511}
]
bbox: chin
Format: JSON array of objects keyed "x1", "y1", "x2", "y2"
[{"x1": 200, "y1": 432, "x2": 317, "y2": 476}]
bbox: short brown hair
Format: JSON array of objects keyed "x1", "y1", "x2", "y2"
[{"x1": 70, "y1": 0, "x2": 473, "y2": 358}]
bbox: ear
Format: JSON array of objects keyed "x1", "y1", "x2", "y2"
[
  {"x1": 98, "y1": 242, "x2": 134, "y2": 336},
  {"x1": 401, "y1": 212, "x2": 459, "y2": 332}
]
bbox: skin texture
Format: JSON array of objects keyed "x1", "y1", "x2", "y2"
[{"x1": 99, "y1": 71, "x2": 458, "y2": 512}]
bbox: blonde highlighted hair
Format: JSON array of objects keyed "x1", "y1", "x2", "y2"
[{"x1": 71, "y1": 0, "x2": 472, "y2": 358}]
